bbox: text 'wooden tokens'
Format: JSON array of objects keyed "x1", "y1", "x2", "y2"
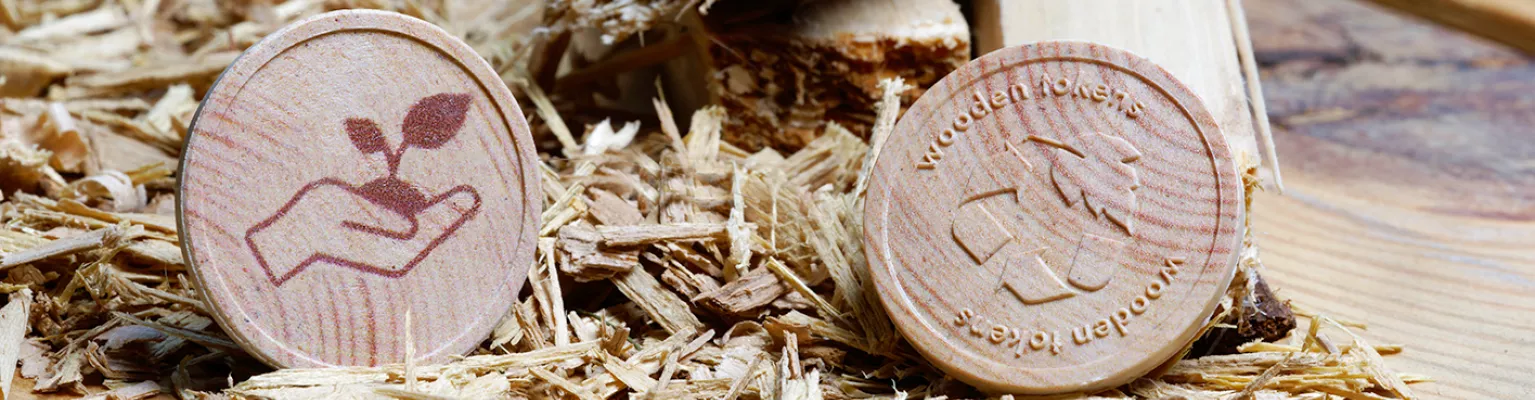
[
  {"x1": 864, "y1": 42, "x2": 1243, "y2": 394},
  {"x1": 178, "y1": 10, "x2": 538, "y2": 368}
]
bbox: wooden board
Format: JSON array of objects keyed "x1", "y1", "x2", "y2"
[
  {"x1": 177, "y1": 10, "x2": 539, "y2": 368},
  {"x1": 1364, "y1": 0, "x2": 1535, "y2": 55},
  {"x1": 1245, "y1": 0, "x2": 1535, "y2": 398},
  {"x1": 972, "y1": 0, "x2": 1282, "y2": 191},
  {"x1": 864, "y1": 42, "x2": 1243, "y2": 395}
]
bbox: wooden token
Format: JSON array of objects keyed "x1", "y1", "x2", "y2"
[
  {"x1": 177, "y1": 10, "x2": 539, "y2": 368},
  {"x1": 864, "y1": 42, "x2": 1243, "y2": 394}
]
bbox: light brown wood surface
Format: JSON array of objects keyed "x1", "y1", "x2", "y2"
[
  {"x1": 864, "y1": 42, "x2": 1244, "y2": 395},
  {"x1": 1364, "y1": 0, "x2": 1535, "y2": 55},
  {"x1": 972, "y1": 0, "x2": 1282, "y2": 191},
  {"x1": 1246, "y1": 0, "x2": 1535, "y2": 398},
  {"x1": 178, "y1": 10, "x2": 539, "y2": 368}
]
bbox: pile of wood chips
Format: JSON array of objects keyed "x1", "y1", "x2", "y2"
[{"x1": 0, "y1": 0, "x2": 1425, "y2": 399}]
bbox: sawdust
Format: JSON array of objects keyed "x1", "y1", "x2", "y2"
[{"x1": 0, "y1": 0, "x2": 1421, "y2": 399}]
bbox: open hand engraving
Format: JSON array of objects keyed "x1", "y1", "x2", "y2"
[{"x1": 245, "y1": 93, "x2": 482, "y2": 286}]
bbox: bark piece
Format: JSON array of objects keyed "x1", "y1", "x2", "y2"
[{"x1": 1188, "y1": 270, "x2": 1298, "y2": 357}]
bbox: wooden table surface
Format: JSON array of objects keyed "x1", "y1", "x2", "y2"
[{"x1": 1245, "y1": 0, "x2": 1535, "y2": 398}]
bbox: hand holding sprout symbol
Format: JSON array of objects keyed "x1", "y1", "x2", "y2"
[
  {"x1": 245, "y1": 93, "x2": 484, "y2": 286},
  {"x1": 951, "y1": 132, "x2": 1142, "y2": 305}
]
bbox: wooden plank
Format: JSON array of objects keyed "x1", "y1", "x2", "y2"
[
  {"x1": 1364, "y1": 0, "x2": 1535, "y2": 55},
  {"x1": 1246, "y1": 0, "x2": 1535, "y2": 398},
  {"x1": 972, "y1": 0, "x2": 1283, "y2": 190}
]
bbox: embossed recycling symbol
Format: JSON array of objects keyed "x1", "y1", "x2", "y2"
[
  {"x1": 951, "y1": 132, "x2": 1142, "y2": 305},
  {"x1": 244, "y1": 93, "x2": 484, "y2": 286}
]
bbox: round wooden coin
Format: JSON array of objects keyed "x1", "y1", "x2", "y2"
[
  {"x1": 178, "y1": 10, "x2": 539, "y2": 368},
  {"x1": 864, "y1": 41, "x2": 1243, "y2": 394}
]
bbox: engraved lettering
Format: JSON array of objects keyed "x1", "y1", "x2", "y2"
[
  {"x1": 1113, "y1": 91, "x2": 1130, "y2": 110},
  {"x1": 917, "y1": 144, "x2": 943, "y2": 169},
  {"x1": 1006, "y1": 329, "x2": 1026, "y2": 347},
  {"x1": 954, "y1": 308, "x2": 975, "y2": 326},
  {"x1": 1030, "y1": 332, "x2": 1049, "y2": 350},
  {"x1": 1131, "y1": 296, "x2": 1149, "y2": 314},
  {"x1": 1052, "y1": 77, "x2": 1072, "y2": 96},
  {"x1": 1009, "y1": 83, "x2": 1032, "y2": 101},
  {"x1": 1071, "y1": 326, "x2": 1092, "y2": 344},
  {"x1": 1159, "y1": 259, "x2": 1180, "y2": 283},
  {"x1": 913, "y1": 76, "x2": 1143, "y2": 169},
  {"x1": 952, "y1": 309, "x2": 1062, "y2": 357},
  {"x1": 938, "y1": 129, "x2": 957, "y2": 146},
  {"x1": 1112, "y1": 308, "x2": 1131, "y2": 336},
  {"x1": 951, "y1": 257, "x2": 1186, "y2": 356},
  {"x1": 971, "y1": 92, "x2": 992, "y2": 119},
  {"x1": 990, "y1": 325, "x2": 1008, "y2": 343},
  {"x1": 991, "y1": 90, "x2": 1010, "y2": 108}
]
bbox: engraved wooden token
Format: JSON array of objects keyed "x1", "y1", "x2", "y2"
[
  {"x1": 177, "y1": 10, "x2": 538, "y2": 368},
  {"x1": 864, "y1": 42, "x2": 1243, "y2": 394}
]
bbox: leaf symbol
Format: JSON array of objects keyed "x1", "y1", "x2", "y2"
[
  {"x1": 1049, "y1": 132, "x2": 1142, "y2": 236},
  {"x1": 345, "y1": 118, "x2": 388, "y2": 154},
  {"x1": 402, "y1": 93, "x2": 473, "y2": 149}
]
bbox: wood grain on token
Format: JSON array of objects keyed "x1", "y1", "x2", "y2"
[
  {"x1": 177, "y1": 10, "x2": 538, "y2": 368},
  {"x1": 864, "y1": 42, "x2": 1243, "y2": 395}
]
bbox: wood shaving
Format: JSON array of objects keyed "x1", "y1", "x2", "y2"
[
  {"x1": 539, "y1": 0, "x2": 693, "y2": 45},
  {"x1": 0, "y1": 289, "x2": 31, "y2": 399}
]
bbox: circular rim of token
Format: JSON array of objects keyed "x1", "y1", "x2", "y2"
[
  {"x1": 864, "y1": 41, "x2": 1243, "y2": 394},
  {"x1": 177, "y1": 10, "x2": 539, "y2": 368}
]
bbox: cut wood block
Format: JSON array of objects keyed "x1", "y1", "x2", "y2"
[
  {"x1": 973, "y1": 0, "x2": 1283, "y2": 190},
  {"x1": 865, "y1": 42, "x2": 1245, "y2": 395},
  {"x1": 178, "y1": 10, "x2": 540, "y2": 368},
  {"x1": 1364, "y1": 0, "x2": 1535, "y2": 55},
  {"x1": 698, "y1": 0, "x2": 970, "y2": 152}
]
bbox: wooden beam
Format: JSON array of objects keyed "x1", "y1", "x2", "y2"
[{"x1": 1364, "y1": 0, "x2": 1535, "y2": 55}]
